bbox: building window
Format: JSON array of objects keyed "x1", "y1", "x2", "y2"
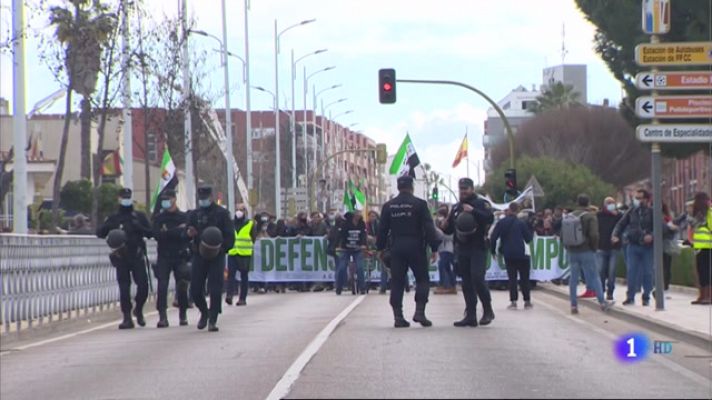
[{"x1": 147, "y1": 132, "x2": 157, "y2": 162}]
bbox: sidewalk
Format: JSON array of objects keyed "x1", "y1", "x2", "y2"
[{"x1": 539, "y1": 281, "x2": 712, "y2": 349}]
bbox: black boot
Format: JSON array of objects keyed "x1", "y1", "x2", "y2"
[
  {"x1": 208, "y1": 318, "x2": 219, "y2": 332},
  {"x1": 157, "y1": 310, "x2": 169, "y2": 328},
  {"x1": 179, "y1": 308, "x2": 188, "y2": 326},
  {"x1": 412, "y1": 302, "x2": 432, "y2": 327},
  {"x1": 479, "y1": 302, "x2": 495, "y2": 326},
  {"x1": 119, "y1": 312, "x2": 135, "y2": 329},
  {"x1": 197, "y1": 312, "x2": 208, "y2": 330},
  {"x1": 453, "y1": 310, "x2": 478, "y2": 327},
  {"x1": 133, "y1": 308, "x2": 146, "y2": 327},
  {"x1": 393, "y1": 308, "x2": 410, "y2": 328}
]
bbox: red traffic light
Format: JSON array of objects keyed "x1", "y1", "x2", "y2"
[{"x1": 378, "y1": 68, "x2": 396, "y2": 104}]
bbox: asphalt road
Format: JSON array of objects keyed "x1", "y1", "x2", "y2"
[{"x1": 1, "y1": 289, "x2": 710, "y2": 399}]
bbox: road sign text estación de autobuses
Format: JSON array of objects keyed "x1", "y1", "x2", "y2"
[{"x1": 635, "y1": 42, "x2": 712, "y2": 66}]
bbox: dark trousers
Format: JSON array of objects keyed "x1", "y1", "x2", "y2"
[
  {"x1": 156, "y1": 256, "x2": 190, "y2": 312},
  {"x1": 505, "y1": 257, "x2": 531, "y2": 302},
  {"x1": 227, "y1": 255, "x2": 250, "y2": 301},
  {"x1": 389, "y1": 246, "x2": 430, "y2": 310},
  {"x1": 457, "y1": 249, "x2": 492, "y2": 314},
  {"x1": 697, "y1": 249, "x2": 712, "y2": 287},
  {"x1": 663, "y1": 253, "x2": 672, "y2": 290},
  {"x1": 191, "y1": 254, "x2": 225, "y2": 323},
  {"x1": 112, "y1": 254, "x2": 148, "y2": 315}
]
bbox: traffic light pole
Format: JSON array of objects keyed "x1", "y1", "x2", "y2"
[{"x1": 397, "y1": 79, "x2": 516, "y2": 169}]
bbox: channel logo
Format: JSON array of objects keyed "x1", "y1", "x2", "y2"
[{"x1": 614, "y1": 333, "x2": 674, "y2": 363}]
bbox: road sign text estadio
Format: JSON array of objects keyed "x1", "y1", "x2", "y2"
[{"x1": 635, "y1": 71, "x2": 712, "y2": 90}]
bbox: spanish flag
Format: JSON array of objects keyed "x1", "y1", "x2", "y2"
[{"x1": 452, "y1": 134, "x2": 468, "y2": 168}]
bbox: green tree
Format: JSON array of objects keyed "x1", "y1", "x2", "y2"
[
  {"x1": 530, "y1": 82, "x2": 582, "y2": 115},
  {"x1": 482, "y1": 156, "x2": 616, "y2": 210},
  {"x1": 575, "y1": 0, "x2": 711, "y2": 157},
  {"x1": 48, "y1": 0, "x2": 117, "y2": 231},
  {"x1": 60, "y1": 179, "x2": 93, "y2": 214},
  {"x1": 97, "y1": 182, "x2": 120, "y2": 223}
]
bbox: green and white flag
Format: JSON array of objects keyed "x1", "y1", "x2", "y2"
[
  {"x1": 389, "y1": 133, "x2": 420, "y2": 178},
  {"x1": 348, "y1": 180, "x2": 366, "y2": 211},
  {"x1": 150, "y1": 148, "x2": 178, "y2": 215}
]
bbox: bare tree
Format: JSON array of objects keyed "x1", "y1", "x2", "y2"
[{"x1": 490, "y1": 106, "x2": 649, "y2": 187}]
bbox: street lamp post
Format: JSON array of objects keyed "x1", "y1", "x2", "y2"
[
  {"x1": 320, "y1": 97, "x2": 347, "y2": 199},
  {"x1": 313, "y1": 84, "x2": 341, "y2": 183},
  {"x1": 302, "y1": 67, "x2": 335, "y2": 208},
  {"x1": 290, "y1": 49, "x2": 326, "y2": 189},
  {"x1": 329, "y1": 109, "x2": 353, "y2": 188},
  {"x1": 274, "y1": 18, "x2": 315, "y2": 219},
  {"x1": 190, "y1": 23, "x2": 236, "y2": 214},
  {"x1": 244, "y1": 0, "x2": 253, "y2": 204}
]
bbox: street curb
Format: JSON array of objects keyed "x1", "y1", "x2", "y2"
[{"x1": 539, "y1": 284, "x2": 712, "y2": 351}]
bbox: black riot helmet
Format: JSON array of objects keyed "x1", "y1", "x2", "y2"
[
  {"x1": 106, "y1": 229, "x2": 127, "y2": 251},
  {"x1": 199, "y1": 226, "x2": 223, "y2": 260},
  {"x1": 455, "y1": 212, "x2": 478, "y2": 237}
]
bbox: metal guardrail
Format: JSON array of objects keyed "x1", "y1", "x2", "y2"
[{"x1": 0, "y1": 234, "x2": 158, "y2": 335}]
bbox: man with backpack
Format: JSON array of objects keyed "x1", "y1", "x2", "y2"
[{"x1": 562, "y1": 194, "x2": 613, "y2": 314}]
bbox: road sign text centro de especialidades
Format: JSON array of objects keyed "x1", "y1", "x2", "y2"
[{"x1": 636, "y1": 125, "x2": 712, "y2": 143}]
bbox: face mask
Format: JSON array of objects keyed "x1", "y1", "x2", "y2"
[
  {"x1": 328, "y1": 214, "x2": 335, "y2": 221},
  {"x1": 606, "y1": 204, "x2": 616, "y2": 212},
  {"x1": 161, "y1": 200, "x2": 172, "y2": 210},
  {"x1": 261, "y1": 217, "x2": 268, "y2": 223},
  {"x1": 235, "y1": 211, "x2": 244, "y2": 219},
  {"x1": 199, "y1": 199, "x2": 211, "y2": 208},
  {"x1": 120, "y1": 199, "x2": 132, "y2": 207},
  {"x1": 633, "y1": 199, "x2": 641, "y2": 208}
]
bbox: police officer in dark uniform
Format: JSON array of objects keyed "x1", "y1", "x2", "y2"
[
  {"x1": 97, "y1": 188, "x2": 153, "y2": 329},
  {"x1": 377, "y1": 175, "x2": 440, "y2": 328},
  {"x1": 186, "y1": 186, "x2": 234, "y2": 332},
  {"x1": 152, "y1": 189, "x2": 191, "y2": 328},
  {"x1": 442, "y1": 178, "x2": 495, "y2": 327}
]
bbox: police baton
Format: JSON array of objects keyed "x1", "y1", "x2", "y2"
[{"x1": 143, "y1": 247, "x2": 154, "y2": 293}]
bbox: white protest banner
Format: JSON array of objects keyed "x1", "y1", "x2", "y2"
[{"x1": 247, "y1": 236, "x2": 569, "y2": 282}]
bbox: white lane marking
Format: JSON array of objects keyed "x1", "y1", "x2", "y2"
[
  {"x1": 266, "y1": 295, "x2": 366, "y2": 400},
  {"x1": 536, "y1": 298, "x2": 712, "y2": 388},
  {"x1": 0, "y1": 310, "x2": 159, "y2": 356}
]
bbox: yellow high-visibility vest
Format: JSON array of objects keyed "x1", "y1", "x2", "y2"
[
  {"x1": 692, "y1": 209, "x2": 712, "y2": 250},
  {"x1": 229, "y1": 220, "x2": 254, "y2": 256}
]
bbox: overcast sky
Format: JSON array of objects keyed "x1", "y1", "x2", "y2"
[{"x1": 0, "y1": 0, "x2": 624, "y2": 188}]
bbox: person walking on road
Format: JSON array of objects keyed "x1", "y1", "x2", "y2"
[
  {"x1": 597, "y1": 197, "x2": 623, "y2": 301},
  {"x1": 490, "y1": 202, "x2": 534, "y2": 310},
  {"x1": 186, "y1": 186, "x2": 235, "y2": 332},
  {"x1": 377, "y1": 175, "x2": 440, "y2": 328},
  {"x1": 562, "y1": 194, "x2": 613, "y2": 314},
  {"x1": 335, "y1": 210, "x2": 368, "y2": 295},
  {"x1": 152, "y1": 189, "x2": 191, "y2": 327},
  {"x1": 226, "y1": 203, "x2": 257, "y2": 307},
  {"x1": 434, "y1": 207, "x2": 457, "y2": 295},
  {"x1": 96, "y1": 188, "x2": 152, "y2": 329},
  {"x1": 690, "y1": 192, "x2": 712, "y2": 305},
  {"x1": 441, "y1": 178, "x2": 495, "y2": 328},
  {"x1": 612, "y1": 189, "x2": 655, "y2": 306}
]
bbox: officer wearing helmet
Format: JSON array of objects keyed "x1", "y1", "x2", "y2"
[
  {"x1": 186, "y1": 186, "x2": 234, "y2": 332},
  {"x1": 97, "y1": 188, "x2": 153, "y2": 330},
  {"x1": 442, "y1": 178, "x2": 495, "y2": 327},
  {"x1": 377, "y1": 175, "x2": 440, "y2": 328},
  {"x1": 152, "y1": 188, "x2": 191, "y2": 328}
]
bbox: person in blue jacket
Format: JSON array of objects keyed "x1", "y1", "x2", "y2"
[{"x1": 490, "y1": 202, "x2": 534, "y2": 310}]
